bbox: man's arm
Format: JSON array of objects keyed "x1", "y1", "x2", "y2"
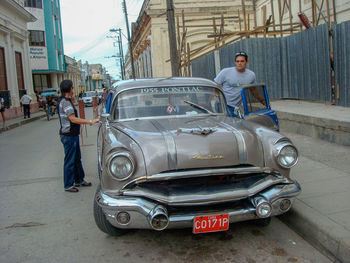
[
  {"x1": 250, "y1": 87, "x2": 266, "y2": 107},
  {"x1": 68, "y1": 114, "x2": 99, "y2": 125}
]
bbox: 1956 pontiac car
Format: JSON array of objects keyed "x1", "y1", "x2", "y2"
[{"x1": 94, "y1": 77, "x2": 301, "y2": 236}]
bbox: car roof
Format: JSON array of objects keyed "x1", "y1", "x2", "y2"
[{"x1": 111, "y1": 77, "x2": 218, "y2": 93}]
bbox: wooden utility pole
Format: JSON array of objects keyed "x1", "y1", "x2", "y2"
[
  {"x1": 241, "y1": 0, "x2": 247, "y2": 31},
  {"x1": 166, "y1": 0, "x2": 179, "y2": 76},
  {"x1": 122, "y1": 0, "x2": 135, "y2": 79}
]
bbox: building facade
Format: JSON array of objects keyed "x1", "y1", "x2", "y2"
[
  {"x1": 127, "y1": 0, "x2": 255, "y2": 78},
  {"x1": 0, "y1": 0, "x2": 37, "y2": 119},
  {"x1": 65, "y1": 55, "x2": 84, "y2": 97},
  {"x1": 24, "y1": 0, "x2": 66, "y2": 93},
  {"x1": 127, "y1": 0, "x2": 350, "y2": 79}
]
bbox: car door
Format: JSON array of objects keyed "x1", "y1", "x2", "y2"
[{"x1": 241, "y1": 84, "x2": 279, "y2": 131}]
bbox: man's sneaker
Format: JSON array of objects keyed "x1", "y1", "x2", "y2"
[
  {"x1": 75, "y1": 180, "x2": 92, "y2": 187},
  {"x1": 65, "y1": 186, "x2": 79, "y2": 192}
]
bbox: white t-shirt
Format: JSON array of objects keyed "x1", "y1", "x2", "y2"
[{"x1": 20, "y1": 94, "x2": 32, "y2": 105}]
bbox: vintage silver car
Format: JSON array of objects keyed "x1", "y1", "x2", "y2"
[{"x1": 94, "y1": 77, "x2": 301, "y2": 236}]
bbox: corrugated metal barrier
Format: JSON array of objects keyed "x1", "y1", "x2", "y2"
[
  {"x1": 192, "y1": 23, "x2": 336, "y2": 104},
  {"x1": 333, "y1": 21, "x2": 350, "y2": 107},
  {"x1": 191, "y1": 52, "x2": 216, "y2": 80}
]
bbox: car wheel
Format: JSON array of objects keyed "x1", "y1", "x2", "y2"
[
  {"x1": 93, "y1": 185, "x2": 127, "y2": 236},
  {"x1": 253, "y1": 217, "x2": 271, "y2": 227}
]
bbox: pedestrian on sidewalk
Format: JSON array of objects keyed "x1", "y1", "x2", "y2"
[
  {"x1": 214, "y1": 51, "x2": 258, "y2": 117},
  {"x1": 0, "y1": 96, "x2": 6, "y2": 128},
  {"x1": 57, "y1": 79, "x2": 99, "y2": 193},
  {"x1": 20, "y1": 93, "x2": 32, "y2": 119}
]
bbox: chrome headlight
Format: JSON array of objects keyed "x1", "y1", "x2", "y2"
[
  {"x1": 276, "y1": 144, "x2": 298, "y2": 168},
  {"x1": 107, "y1": 152, "x2": 135, "y2": 181}
]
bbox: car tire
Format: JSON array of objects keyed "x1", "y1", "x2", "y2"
[
  {"x1": 93, "y1": 185, "x2": 127, "y2": 236},
  {"x1": 253, "y1": 217, "x2": 271, "y2": 227}
]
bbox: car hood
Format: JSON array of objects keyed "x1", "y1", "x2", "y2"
[{"x1": 112, "y1": 116, "x2": 265, "y2": 176}]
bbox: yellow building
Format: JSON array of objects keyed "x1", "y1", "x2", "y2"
[{"x1": 65, "y1": 56, "x2": 84, "y2": 97}]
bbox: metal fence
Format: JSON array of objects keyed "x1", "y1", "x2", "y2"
[
  {"x1": 192, "y1": 23, "x2": 335, "y2": 104},
  {"x1": 191, "y1": 52, "x2": 216, "y2": 80},
  {"x1": 333, "y1": 21, "x2": 350, "y2": 107}
]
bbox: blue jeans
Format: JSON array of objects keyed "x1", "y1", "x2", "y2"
[
  {"x1": 227, "y1": 105, "x2": 240, "y2": 118},
  {"x1": 60, "y1": 135, "x2": 85, "y2": 189}
]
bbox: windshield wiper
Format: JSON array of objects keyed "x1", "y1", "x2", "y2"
[{"x1": 183, "y1": 100, "x2": 216, "y2": 115}]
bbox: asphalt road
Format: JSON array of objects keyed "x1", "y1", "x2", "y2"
[{"x1": 0, "y1": 108, "x2": 331, "y2": 263}]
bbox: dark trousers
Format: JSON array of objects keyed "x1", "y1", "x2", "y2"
[
  {"x1": 23, "y1": 104, "x2": 30, "y2": 118},
  {"x1": 60, "y1": 135, "x2": 85, "y2": 189}
]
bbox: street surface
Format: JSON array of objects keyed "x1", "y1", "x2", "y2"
[{"x1": 0, "y1": 108, "x2": 331, "y2": 263}]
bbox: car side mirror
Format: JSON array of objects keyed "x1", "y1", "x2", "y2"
[{"x1": 100, "y1": 113, "x2": 110, "y2": 123}]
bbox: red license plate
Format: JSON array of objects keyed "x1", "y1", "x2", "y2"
[{"x1": 193, "y1": 214, "x2": 229, "y2": 234}]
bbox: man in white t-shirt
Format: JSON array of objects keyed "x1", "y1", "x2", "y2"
[
  {"x1": 20, "y1": 93, "x2": 32, "y2": 119},
  {"x1": 214, "y1": 51, "x2": 256, "y2": 117}
]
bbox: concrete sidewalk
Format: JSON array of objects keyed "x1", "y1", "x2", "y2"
[
  {"x1": 272, "y1": 100, "x2": 350, "y2": 263},
  {"x1": 0, "y1": 110, "x2": 47, "y2": 133},
  {"x1": 1, "y1": 100, "x2": 350, "y2": 262}
]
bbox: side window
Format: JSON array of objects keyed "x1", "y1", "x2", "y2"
[
  {"x1": 112, "y1": 98, "x2": 118, "y2": 120},
  {"x1": 243, "y1": 85, "x2": 268, "y2": 113}
]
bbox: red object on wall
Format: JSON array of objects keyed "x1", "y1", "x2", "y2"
[{"x1": 298, "y1": 12, "x2": 312, "y2": 29}]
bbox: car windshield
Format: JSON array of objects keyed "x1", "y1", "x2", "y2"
[{"x1": 113, "y1": 86, "x2": 226, "y2": 119}]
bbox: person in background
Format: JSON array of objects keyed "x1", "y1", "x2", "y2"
[
  {"x1": 20, "y1": 93, "x2": 32, "y2": 119},
  {"x1": 214, "y1": 51, "x2": 256, "y2": 118},
  {"x1": 102, "y1": 87, "x2": 108, "y2": 106},
  {"x1": 57, "y1": 79, "x2": 99, "y2": 193},
  {"x1": 46, "y1": 96, "x2": 56, "y2": 115},
  {"x1": 0, "y1": 96, "x2": 6, "y2": 129}
]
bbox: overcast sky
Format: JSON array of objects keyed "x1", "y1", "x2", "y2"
[{"x1": 60, "y1": 0, "x2": 143, "y2": 79}]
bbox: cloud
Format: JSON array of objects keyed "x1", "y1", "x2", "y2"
[{"x1": 60, "y1": 0, "x2": 143, "y2": 78}]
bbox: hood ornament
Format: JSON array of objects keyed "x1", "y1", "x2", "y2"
[{"x1": 177, "y1": 126, "x2": 217, "y2": 136}]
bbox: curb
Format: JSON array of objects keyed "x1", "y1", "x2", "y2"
[
  {"x1": 275, "y1": 110, "x2": 350, "y2": 146},
  {"x1": 279, "y1": 199, "x2": 350, "y2": 263},
  {"x1": 0, "y1": 113, "x2": 46, "y2": 134}
]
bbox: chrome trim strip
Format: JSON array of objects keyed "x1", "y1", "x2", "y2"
[
  {"x1": 121, "y1": 174, "x2": 292, "y2": 206},
  {"x1": 97, "y1": 192, "x2": 155, "y2": 216},
  {"x1": 218, "y1": 122, "x2": 247, "y2": 163},
  {"x1": 150, "y1": 120, "x2": 178, "y2": 170}
]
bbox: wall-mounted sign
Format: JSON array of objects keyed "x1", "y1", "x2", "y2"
[{"x1": 29, "y1": 47, "x2": 48, "y2": 70}]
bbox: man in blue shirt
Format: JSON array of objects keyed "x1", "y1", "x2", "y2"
[{"x1": 214, "y1": 51, "x2": 256, "y2": 117}]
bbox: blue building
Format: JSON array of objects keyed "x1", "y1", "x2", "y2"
[{"x1": 24, "y1": 0, "x2": 65, "y2": 92}]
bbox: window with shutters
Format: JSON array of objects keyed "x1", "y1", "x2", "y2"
[
  {"x1": 0, "y1": 47, "x2": 8, "y2": 91},
  {"x1": 15, "y1": 52, "x2": 25, "y2": 91}
]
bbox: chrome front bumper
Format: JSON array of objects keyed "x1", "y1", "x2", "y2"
[{"x1": 96, "y1": 179, "x2": 301, "y2": 230}]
